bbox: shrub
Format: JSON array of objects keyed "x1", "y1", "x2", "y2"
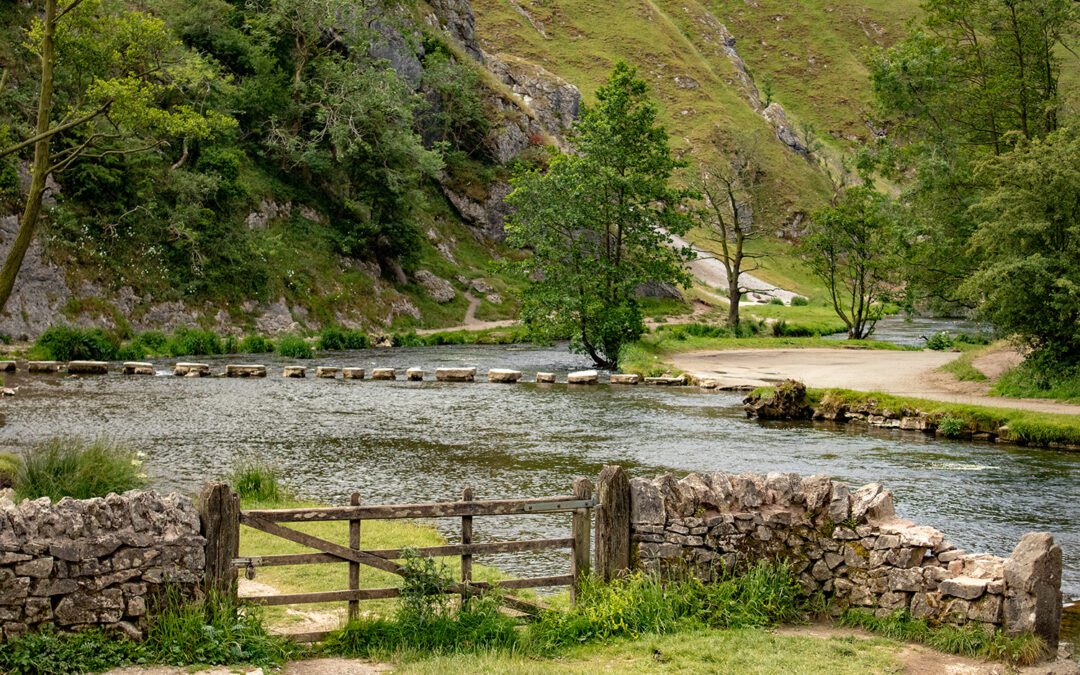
[
  {"x1": 771, "y1": 320, "x2": 816, "y2": 338},
  {"x1": 391, "y1": 331, "x2": 426, "y2": 347},
  {"x1": 839, "y1": 609, "x2": 1044, "y2": 665},
  {"x1": 0, "y1": 626, "x2": 141, "y2": 674},
  {"x1": 791, "y1": 296, "x2": 810, "y2": 306},
  {"x1": 118, "y1": 330, "x2": 169, "y2": 359},
  {"x1": 14, "y1": 437, "x2": 147, "y2": 501},
  {"x1": 0, "y1": 452, "x2": 19, "y2": 489},
  {"x1": 275, "y1": 334, "x2": 314, "y2": 359},
  {"x1": 229, "y1": 461, "x2": 284, "y2": 503},
  {"x1": 937, "y1": 415, "x2": 967, "y2": 438},
  {"x1": 239, "y1": 334, "x2": 275, "y2": 354},
  {"x1": 34, "y1": 325, "x2": 119, "y2": 361},
  {"x1": 165, "y1": 327, "x2": 224, "y2": 357},
  {"x1": 768, "y1": 296, "x2": 785, "y2": 306},
  {"x1": 318, "y1": 325, "x2": 370, "y2": 351},
  {"x1": 924, "y1": 331, "x2": 955, "y2": 351},
  {"x1": 142, "y1": 589, "x2": 298, "y2": 668}
]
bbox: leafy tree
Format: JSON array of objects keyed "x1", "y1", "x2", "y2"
[
  {"x1": 0, "y1": 0, "x2": 231, "y2": 313},
  {"x1": 506, "y1": 63, "x2": 694, "y2": 368},
  {"x1": 803, "y1": 186, "x2": 900, "y2": 340},
  {"x1": 963, "y1": 126, "x2": 1080, "y2": 369},
  {"x1": 694, "y1": 137, "x2": 774, "y2": 329},
  {"x1": 868, "y1": 0, "x2": 1078, "y2": 309}
]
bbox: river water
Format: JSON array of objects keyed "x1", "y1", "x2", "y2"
[{"x1": 2, "y1": 343, "x2": 1078, "y2": 610}]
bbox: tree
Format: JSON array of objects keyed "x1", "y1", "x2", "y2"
[
  {"x1": 868, "y1": 0, "x2": 1078, "y2": 309},
  {"x1": 505, "y1": 62, "x2": 694, "y2": 368},
  {"x1": 694, "y1": 138, "x2": 772, "y2": 328},
  {"x1": 0, "y1": 0, "x2": 229, "y2": 313},
  {"x1": 963, "y1": 126, "x2": 1080, "y2": 369},
  {"x1": 803, "y1": 186, "x2": 900, "y2": 339}
]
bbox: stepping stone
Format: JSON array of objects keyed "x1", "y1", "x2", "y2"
[
  {"x1": 0, "y1": 361, "x2": 15, "y2": 372},
  {"x1": 225, "y1": 364, "x2": 266, "y2": 378},
  {"x1": 174, "y1": 363, "x2": 211, "y2": 377},
  {"x1": 644, "y1": 375, "x2": 686, "y2": 386},
  {"x1": 567, "y1": 370, "x2": 599, "y2": 384},
  {"x1": 609, "y1": 373, "x2": 641, "y2": 385},
  {"x1": 406, "y1": 367, "x2": 424, "y2": 381},
  {"x1": 487, "y1": 369, "x2": 522, "y2": 383},
  {"x1": 27, "y1": 361, "x2": 63, "y2": 374},
  {"x1": 315, "y1": 367, "x2": 339, "y2": 379},
  {"x1": 343, "y1": 368, "x2": 365, "y2": 380},
  {"x1": 372, "y1": 367, "x2": 396, "y2": 380},
  {"x1": 122, "y1": 362, "x2": 155, "y2": 376},
  {"x1": 67, "y1": 361, "x2": 108, "y2": 375},
  {"x1": 435, "y1": 367, "x2": 476, "y2": 382},
  {"x1": 283, "y1": 366, "x2": 307, "y2": 378},
  {"x1": 535, "y1": 372, "x2": 556, "y2": 383}
]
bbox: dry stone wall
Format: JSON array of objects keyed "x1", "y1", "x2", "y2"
[
  {"x1": 629, "y1": 472, "x2": 1063, "y2": 649},
  {"x1": 0, "y1": 491, "x2": 205, "y2": 640}
]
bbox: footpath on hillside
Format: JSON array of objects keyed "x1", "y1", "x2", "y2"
[{"x1": 671, "y1": 348, "x2": 1080, "y2": 415}]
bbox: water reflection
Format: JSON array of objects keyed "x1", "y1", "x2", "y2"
[{"x1": 1, "y1": 343, "x2": 1077, "y2": 602}]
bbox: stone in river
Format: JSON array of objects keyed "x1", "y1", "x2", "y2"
[
  {"x1": 487, "y1": 368, "x2": 522, "y2": 383},
  {"x1": 122, "y1": 362, "x2": 155, "y2": 375},
  {"x1": 27, "y1": 361, "x2": 63, "y2": 374},
  {"x1": 372, "y1": 367, "x2": 396, "y2": 380},
  {"x1": 173, "y1": 363, "x2": 210, "y2": 377},
  {"x1": 67, "y1": 361, "x2": 108, "y2": 375},
  {"x1": 343, "y1": 368, "x2": 365, "y2": 380},
  {"x1": 0, "y1": 361, "x2": 16, "y2": 372},
  {"x1": 316, "y1": 367, "x2": 339, "y2": 379},
  {"x1": 535, "y1": 372, "x2": 556, "y2": 383},
  {"x1": 283, "y1": 366, "x2": 307, "y2": 378},
  {"x1": 406, "y1": 367, "x2": 424, "y2": 381},
  {"x1": 568, "y1": 370, "x2": 599, "y2": 384},
  {"x1": 609, "y1": 373, "x2": 641, "y2": 385},
  {"x1": 225, "y1": 364, "x2": 266, "y2": 378},
  {"x1": 435, "y1": 367, "x2": 476, "y2": 382},
  {"x1": 644, "y1": 375, "x2": 686, "y2": 386}
]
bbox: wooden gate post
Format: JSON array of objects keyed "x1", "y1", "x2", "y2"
[
  {"x1": 595, "y1": 465, "x2": 631, "y2": 582},
  {"x1": 461, "y1": 487, "x2": 474, "y2": 604},
  {"x1": 199, "y1": 482, "x2": 240, "y2": 600},
  {"x1": 348, "y1": 492, "x2": 361, "y2": 622},
  {"x1": 571, "y1": 477, "x2": 593, "y2": 602}
]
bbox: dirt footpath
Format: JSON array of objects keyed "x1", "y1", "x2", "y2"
[{"x1": 671, "y1": 348, "x2": 1080, "y2": 415}]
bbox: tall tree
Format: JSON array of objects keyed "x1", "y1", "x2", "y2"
[
  {"x1": 963, "y1": 126, "x2": 1080, "y2": 370},
  {"x1": 803, "y1": 186, "x2": 900, "y2": 340},
  {"x1": 0, "y1": 0, "x2": 228, "y2": 313},
  {"x1": 505, "y1": 62, "x2": 694, "y2": 368},
  {"x1": 694, "y1": 138, "x2": 772, "y2": 328},
  {"x1": 868, "y1": 0, "x2": 1078, "y2": 309}
]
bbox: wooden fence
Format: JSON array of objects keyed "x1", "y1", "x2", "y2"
[{"x1": 200, "y1": 476, "x2": 607, "y2": 642}]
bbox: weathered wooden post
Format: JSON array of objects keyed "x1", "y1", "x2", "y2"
[
  {"x1": 461, "y1": 487, "x2": 474, "y2": 604},
  {"x1": 571, "y1": 477, "x2": 593, "y2": 602},
  {"x1": 348, "y1": 492, "x2": 361, "y2": 622},
  {"x1": 595, "y1": 465, "x2": 631, "y2": 582},
  {"x1": 199, "y1": 482, "x2": 240, "y2": 601}
]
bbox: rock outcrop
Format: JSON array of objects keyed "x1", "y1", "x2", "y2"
[{"x1": 743, "y1": 379, "x2": 814, "y2": 420}]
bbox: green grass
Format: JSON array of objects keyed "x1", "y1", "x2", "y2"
[
  {"x1": 812, "y1": 389, "x2": 1080, "y2": 448},
  {"x1": 12, "y1": 437, "x2": 147, "y2": 502},
  {"x1": 991, "y1": 364, "x2": 1080, "y2": 404},
  {"x1": 939, "y1": 351, "x2": 989, "y2": 382},
  {"x1": 275, "y1": 334, "x2": 315, "y2": 359},
  {"x1": 0, "y1": 451, "x2": 19, "y2": 489},
  {"x1": 317, "y1": 326, "x2": 370, "y2": 351},
  {"x1": 839, "y1": 609, "x2": 1045, "y2": 666},
  {"x1": 394, "y1": 628, "x2": 901, "y2": 674}
]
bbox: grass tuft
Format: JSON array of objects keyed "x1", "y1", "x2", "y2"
[
  {"x1": 13, "y1": 437, "x2": 147, "y2": 502},
  {"x1": 318, "y1": 325, "x2": 370, "y2": 351},
  {"x1": 839, "y1": 609, "x2": 1045, "y2": 665},
  {"x1": 992, "y1": 363, "x2": 1080, "y2": 404},
  {"x1": 228, "y1": 461, "x2": 286, "y2": 504},
  {"x1": 0, "y1": 451, "x2": 19, "y2": 489},
  {"x1": 275, "y1": 334, "x2": 314, "y2": 359}
]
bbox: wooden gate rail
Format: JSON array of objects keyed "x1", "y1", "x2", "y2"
[{"x1": 200, "y1": 480, "x2": 596, "y2": 642}]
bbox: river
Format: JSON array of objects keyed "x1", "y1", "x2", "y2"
[{"x1": 1, "y1": 343, "x2": 1078, "y2": 610}]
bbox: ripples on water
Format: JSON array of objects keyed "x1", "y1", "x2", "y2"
[{"x1": 2, "y1": 343, "x2": 1078, "y2": 602}]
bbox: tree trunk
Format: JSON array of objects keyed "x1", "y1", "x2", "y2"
[
  {"x1": 727, "y1": 281, "x2": 741, "y2": 329},
  {"x1": 0, "y1": 0, "x2": 57, "y2": 315}
]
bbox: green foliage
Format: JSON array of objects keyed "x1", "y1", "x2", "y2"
[
  {"x1": 229, "y1": 461, "x2": 285, "y2": 504},
  {"x1": 13, "y1": 437, "x2": 147, "y2": 501},
  {"x1": 790, "y1": 296, "x2": 810, "y2": 306},
  {"x1": 992, "y1": 363, "x2": 1080, "y2": 404},
  {"x1": 143, "y1": 589, "x2": 298, "y2": 668},
  {"x1": 963, "y1": 126, "x2": 1080, "y2": 369},
  {"x1": 239, "y1": 334, "x2": 275, "y2": 354},
  {"x1": 531, "y1": 562, "x2": 804, "y2": 651},
  {"x1": 33, "y1": 325, "x2": 119, "y2": 361},
  {"x1": 275, "y1": 333, "x2": 314, "y2": 359},
  {"x1": 0, "y1": 626, "x2": 141, "y2": 675},
  {"x1": 506, "y1": 63, "x2": 695, "y2": 368},
  {"x1": 924, "y1": 331, "x2": 954, "y2": 351},
  {"x1": 940, "y1": 352, "x2": 988, "y2": 382},
  {"x1": 937, "y1": 415, "x2": 966, "y2": 438},
  {"x1": 421, "y1": 38, "x2": 492, "y2": 158},
  {"x1": 164, "y1": 326, "x2": 223, "y2": 357},
  {"x1": 768, "y1": 297, "x2": 784, "y2": 306},
  {"x1": 803, "y1": 186, "x2": 901, "y2": 339},
  {"x1": 839, "y1": 609, "x2": 1045, "y2": 665},
  {"x1": 0, "y1": 452, "x2": 19, "y2": 489},
  {"x1": 318, "y1": 325, "x2": 370, "y2": 351}
]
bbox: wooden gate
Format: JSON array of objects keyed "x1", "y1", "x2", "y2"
[{"x1": 201, "y1": 479, "x2": 595, "y2": 642}]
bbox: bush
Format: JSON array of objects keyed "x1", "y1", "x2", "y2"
[
  {"x1": 937, "y1": 415, "x2": 967, "y2": 438},
  {"x1": 318, "y1": 325, "x2": 370, "y2": 351},
  {"x1": 229, "y1": 461, "x2": 285, "y2": 503},
  {"x1": 34, "y1": 325, "x2": 119, "y2": 361},
  {"x1": 14, "y1": 437, "x2": 147, "y2": 501},
  {"x1": 771, "y1": 320, "x2": 816, "y2": 338},
  {"x1": 839, "y1": 609, "x2": 1044, "y2": 665},
  {"x1": 165, "y1": 327, "x2": 224, "y2": 357},
  {"x1": 768, "y1": 296, "x2": 785, "y2": 306},
  {"x1": 791, "y1": 296, "x2": 810, "y2": 306},
  {"x1": 391, "y1": 331, "x2": 426, "y2": 347},
  {"x1": 0, "y1": 452, "x2": 19, "y2": 489},
  {"x1": 924, "y1": 331, "x2": 955, "y2": 351},
  {"x1": 275, "y1": 334, "x2": 314, "y2": 359},
  {"x1": 0, "y1": 626, "x2": 141, "y2": 675},
  {"x1": 239, "y1": 334, "x2": 275, "y2": 354}
]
